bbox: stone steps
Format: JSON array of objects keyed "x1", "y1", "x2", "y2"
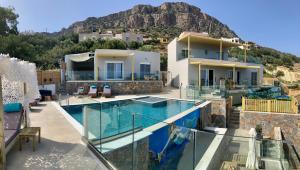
[{"x1": 228, "y1": 108, "x2": 241, "y2": 129}]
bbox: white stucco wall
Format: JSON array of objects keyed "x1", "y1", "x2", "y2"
[
  {"x1": 176, "y1": 41, "x2": 229, "y2": 60},
  {"x1": 167, "y1": 38, "x2": 264, "y2": 88},
  {"x1": 94, "y1": 50, "x2": 160, "y2": 80},
  {"x1": 168, "y1": 38, "x2": 190, "y2": 87}
]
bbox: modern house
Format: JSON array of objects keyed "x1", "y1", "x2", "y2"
[
  {"x1": 168, "y1": 32, "x2": 263, "y2": 89},
  {"x1": 63, "y1": 49, "x2": 162, "y2": 94}
]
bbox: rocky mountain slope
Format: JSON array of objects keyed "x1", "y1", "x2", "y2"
[{"x1": 58, "y1": 2, "x2": 238, "y2": 38}]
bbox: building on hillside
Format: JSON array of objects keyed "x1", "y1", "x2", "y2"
[
  {"x1": 168, "y1": 32, "x2": 263, "y2": 88},
  {"x1": 221, "y1": 37, "x2": 240, "y2": 44},
  {"x1": 78, "y1": 31, "x2": 114, "y2": 42},
  {"x1": 63, "y1": 49, "x2": 161, "y2": 94},
  {"x1": 115, "y1": 32, "x2": 143, "y2": 44}
]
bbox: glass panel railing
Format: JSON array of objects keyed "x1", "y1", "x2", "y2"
[
  {"x1": 66, "y1": 70, "x2": 94, "y2": 81},
  {"x1": 98, "y1": 70, "x2": 161, "y2": 81},
  {"x1": 78, "y1": 98, "x2": 300, "y2": 170}
]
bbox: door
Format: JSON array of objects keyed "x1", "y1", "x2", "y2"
[
  {"x1": 201, "y1": 69, "x2": 214, "y2": 86},
  {"x1": 106, "y1": 62, "x2": 123, "y2": 80},
  {"x1": 140, "y1": 64, "x2": 151, "y2": 80},
  {"x1": 209, "y1": 70, "x2": 214, "y2": 86},
  {"x1": 251, "y1": 72, "x2": 258, "y2": 86},
  {"x1": 237, "y1": 71, "x2": 240, "y2": 85}
]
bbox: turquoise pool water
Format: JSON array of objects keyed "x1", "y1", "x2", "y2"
[{"x1": 62, "y1": 97, "x2": 195, "y2": 139}]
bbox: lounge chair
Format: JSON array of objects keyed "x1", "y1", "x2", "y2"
[
  {"x1": 3, "y1": 103, "x2": 24, "y2": 153},
  {"x1": 74, "y1": 86, "x2": 84, "y2": 95},
  {"x1": 103, "y1": 85, "x2": 111, "y2": 98},
  {"x1": 88, "y1": 85, "x2": 98, "y2": 98}
]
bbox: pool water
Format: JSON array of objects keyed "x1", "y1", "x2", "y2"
[{"x1": 62, "y1": 97, "x2": 195, "y2": 140}]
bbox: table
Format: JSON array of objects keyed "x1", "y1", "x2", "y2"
[{"x1": 19, "y1": 127, "x2": 41, "y2": 151}]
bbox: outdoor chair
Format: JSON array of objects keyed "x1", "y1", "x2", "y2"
[
  {"x1": 103, "y1": 85, "x2": 111, "y2": 98},
  {"x1": 88, "y1": 85, "x2": 98, "y2": 98},
  {"x1": 74, "y1": 86, "x2": 84, "y2": 96},
  {"x1": 3, "y1": 103, "x2": 24, "y2": 153}
]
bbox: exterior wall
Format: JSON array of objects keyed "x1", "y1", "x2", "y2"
[
  {"x1": 66, "y1": 81, "x2": 163, "y2": 95},
  {"x1": 79, "y1": 33, "x2": 101, "y2": 42},
  {"x1": 240, "y1": 111, "x2": 300, "y2": 154},
  {"x1": 210, "y1": 98, "x2": 227, "y2": 128},
  {"x1": 167, "y1": 39, "x2": 190, "y2": 87},
  {"x1": 177, "y1": 41, "x2": 230, "y2": 60},
  {"x1": 115, "y1": 32, "x2": 143, "y2": 43},
  {"x1": 188, "y1": 65, "x2": 263, "y2": 86},
  {"x1": 94, "y1": 50, "x2": 160, "y2": 81},
  {"x1": 104, "y1": 137, "x2": 149, "y2": 170}
]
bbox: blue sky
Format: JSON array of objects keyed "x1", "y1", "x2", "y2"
[{"x1": 1, "y1": 0, "x2": 300, "y2": 56}]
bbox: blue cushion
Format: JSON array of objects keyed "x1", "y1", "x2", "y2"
[
  {"x1": 91, "y1": 85, "x2": 97, "y2": 89},
  {"x1": 4, "y1": 103, "x2": 22, "y2": 113}
]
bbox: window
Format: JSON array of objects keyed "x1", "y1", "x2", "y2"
[
  {"x1": 106, "y1": 62, "x2": 123, "y2": 80},
  {"x1": 251, "y1": 72, "x2": 258, "y2": 86},
  {"x1": 204, "y1": 49, "x2": 208, "y2": 55},
  {"x1": 180, "y1": 49, "x2": 188, "y2": 59}
]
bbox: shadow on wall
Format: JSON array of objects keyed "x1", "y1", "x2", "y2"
[
  {"x1": 211, "y1": 115, "x2": 226, "y2": 128},
  {"x1": 171, "y1": 75, "x2": 180, "y2": 88}
]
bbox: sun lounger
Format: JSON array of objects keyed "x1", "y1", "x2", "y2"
[
  {"x1": 88, "y1": 85, "x2": 98, "y2": 98},
  {"x1": 74, "y1": 86, "x2": 85, "y2": 95},
  {"x1": 3, "y1": 103, "x2": 24, "y2": 153},
  {"x1": 103, "y1": 85, "x2": 111, "y2": 98}
]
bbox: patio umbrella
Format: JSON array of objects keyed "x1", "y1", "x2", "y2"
[{"x1": 246, "y1": 128, "x2": 259, "y2": 169}]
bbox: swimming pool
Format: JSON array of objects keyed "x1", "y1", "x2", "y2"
[{"x1": 62, "y1": 97, "x2": 195, "y2": 140}]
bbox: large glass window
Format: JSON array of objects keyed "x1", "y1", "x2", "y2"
[{"x1": 106, "y1": 62, "x2": 123, "y2": 80}]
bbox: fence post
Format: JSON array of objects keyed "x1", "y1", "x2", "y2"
[
  {"x1": 242, "y1": 97, "x2": 245, "y2": 111},
  {"x1": 267, "y1": 100, "x2": 271, "y2": 112}
]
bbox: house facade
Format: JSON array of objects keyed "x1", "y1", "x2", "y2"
[
  {"x1": 115, "y1": 32, "x2": 143, "y2": 44},
  {"x1": 168, "y1": 32, "x2": 263, "y2": 89},
  {"x1": 63, "y1": 49, "x2": 162, "y2": 94}
]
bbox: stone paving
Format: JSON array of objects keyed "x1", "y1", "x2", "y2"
[{"x1": 6, "y1": 102, "x2": 107, "y2": 170}]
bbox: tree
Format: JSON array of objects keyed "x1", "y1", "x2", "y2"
[
  {"x1": 0, "y1": 7, "x2": 18, "y2": 35},
  {"x1": 128, "y1": 41, "x2": 142, "y2": 49},
  {"x1": 276, "y1": 70, "x2": 284, "y2": 77}
]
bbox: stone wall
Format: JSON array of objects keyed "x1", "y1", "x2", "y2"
[
  {"x1": 210, "y1": 98, "x2": 226, "y2": 128},
  {"x1": 240, "y1": 111, "x2": 300, "y2": 154},
  {"x1": 66, "y1": 81, "x2": 163, "y2": 95},
  {"x1": 104, "y1": 137, "x2": 149, "y2": 170}
]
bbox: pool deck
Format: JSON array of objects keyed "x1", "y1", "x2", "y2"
[
  {"x1": 5, "y1": 87, "x2": 181, "y2": 169},
  {"x1": 6, "y1": 102, "x2": 108, "y2": 170}
]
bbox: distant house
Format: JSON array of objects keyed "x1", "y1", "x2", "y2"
[
  {"x1": 78, "y1": 32, "x2": 101, "y2": 42},
  {"x1": 115, "y1": 32, "x2": 143, "y2": 44},
  {"x1": 168, "y1": 32, "x2": 263, "y2": 88},
  {"x1": 159, "y1": 37, "x2": 169, "y2": 44}
]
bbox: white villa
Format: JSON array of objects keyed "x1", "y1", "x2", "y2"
[
  {"x1": 63, "y1": 49, "x2": 162, "y2": 94},
  {"x1": 64, "y1": 49, "x2": 160, "y2": 81},
  {"x1": 168, "y1": 32, "x2": 263, "y2": 88}
]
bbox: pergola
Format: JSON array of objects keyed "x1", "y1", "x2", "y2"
[{"x1": 0, "y1": 54, "x2": 40, "y2": 168}]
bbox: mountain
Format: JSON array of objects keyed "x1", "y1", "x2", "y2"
[{"x1": 57, "y1": 2, "x2": 238, "y2": 39}]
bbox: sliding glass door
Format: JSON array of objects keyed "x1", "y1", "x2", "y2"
[{"x1": 106, "y1": 62, "x2": 123, "y2": 80}]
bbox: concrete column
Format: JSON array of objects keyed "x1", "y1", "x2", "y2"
[
  {"x1": 257, "y1": 68, "x2": 260, "y2": 86},
  {"x1": 0, "y1": 76, "x2": 6, "y2": 169},
  {"x1": 131, "y1": 55, "x2": 135, "y2": 81},
  {"x1": 219, "y1": 41, "x2": 223, "y2": 60},
  {"x1": 198, "y1": 64, "x2": 201, "y2": 88},
  {"x1": 233, "y1": 67, "x2": 236, "y2": 88},
  {"x1": 94, "y1": 55, "x2": 98, "y2": 81},
  {"x1": 244, "y1": 46, "x2": 247, "y2": 63},
  {"x1": 188, "y1": 35, "x2": 191, "y2": 58}
]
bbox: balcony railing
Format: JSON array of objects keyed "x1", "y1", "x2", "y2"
[
  {"x1": 66, "y1": 71, "x2": 94, "y2": 81},
  {"x1": 66, "y1": 70, "x2": 161, "y2": 81},
  {"x1": 242, "y1": 97, "x2": 298, "y2": 114}
]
